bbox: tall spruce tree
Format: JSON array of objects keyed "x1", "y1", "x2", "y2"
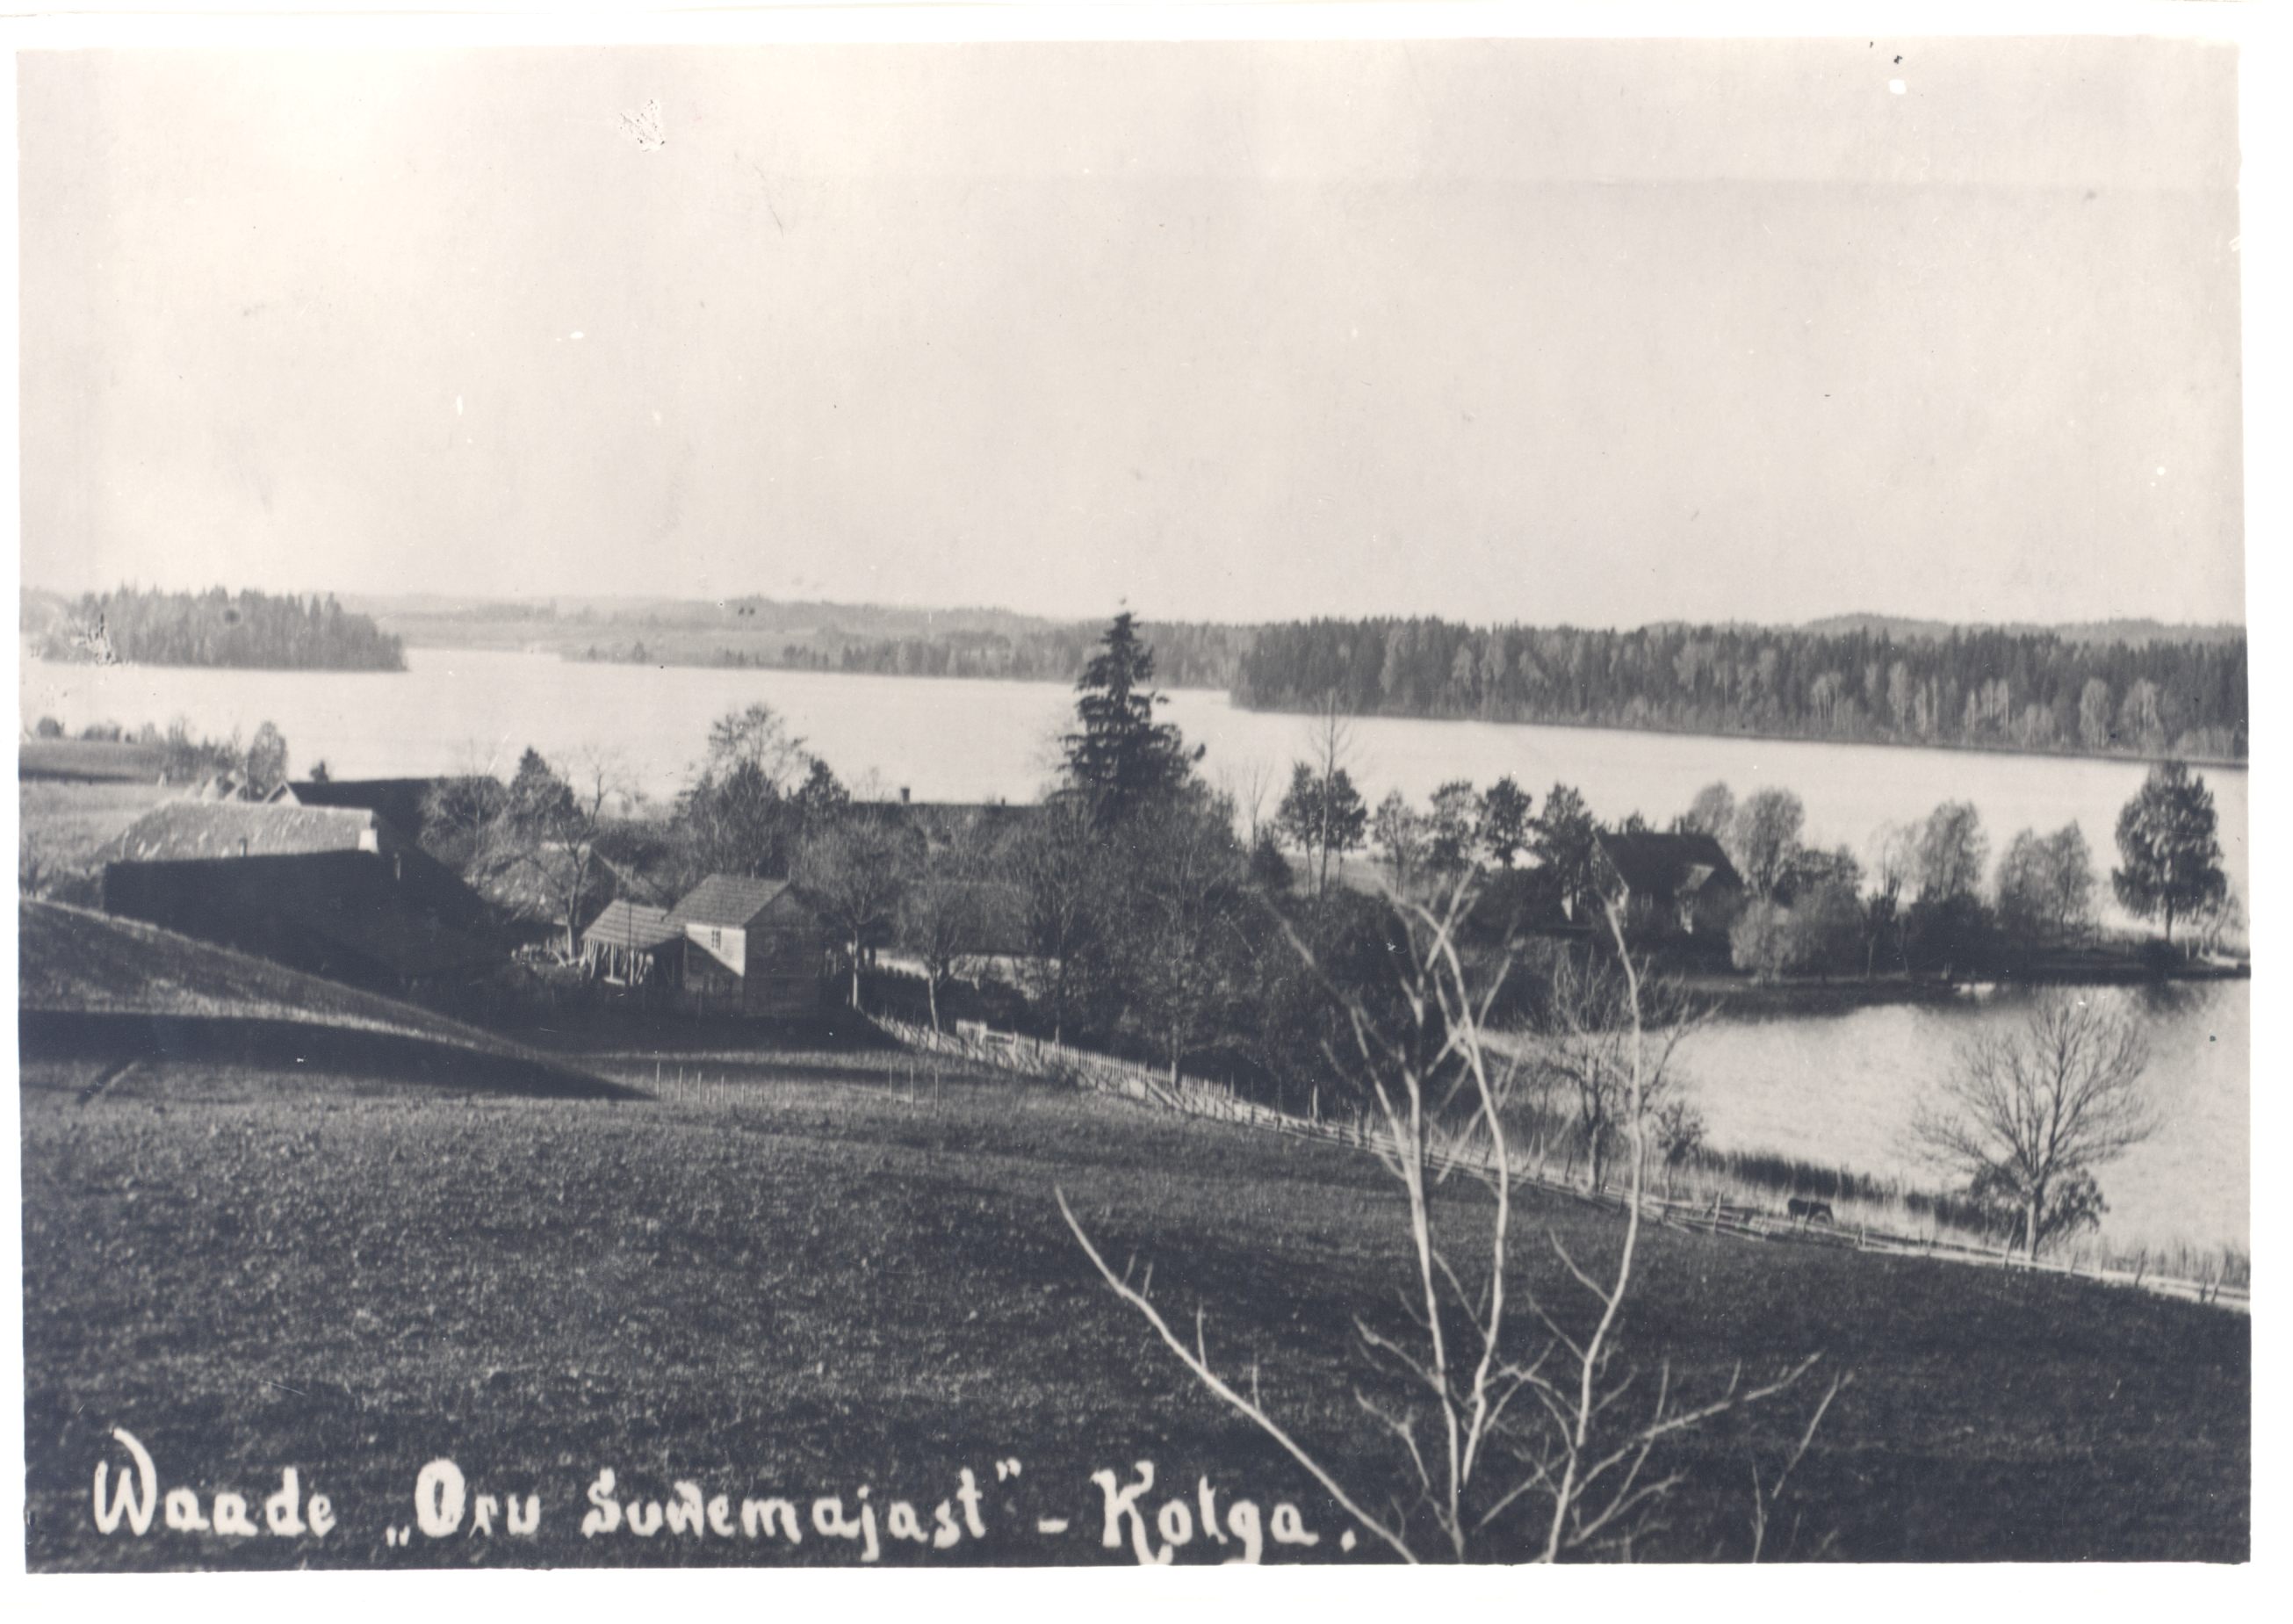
[{"x1": 1062, "y1": 612, "x2": 1201, "y2": 822}]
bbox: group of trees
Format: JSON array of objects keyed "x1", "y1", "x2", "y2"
[
  {"x1": 40, "y1": 587, "x2": 405, "y2": 671},
  {"x1": 30, "y1": 712, "x2": 293, "y2": 790},
  {"x1": 1703, "y1": 758, "x2": 2234, "y2": 982},
  {"x1": 1234, "y1": 617, "x2": 2246, "y2": 762}
]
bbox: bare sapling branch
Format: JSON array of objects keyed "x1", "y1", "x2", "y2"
[{"x1": 1056, "y1": 874, "x2": 1836, "y2": 1561}]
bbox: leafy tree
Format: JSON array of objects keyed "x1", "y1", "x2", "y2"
[
  {"x1": 460, "y1": 748, "x2": 625, "y2": 956},
  {"x1": 1104, "y1": 788, "x2": 1250, "y2": 1086},
  {"x1": 790, "y1": 757, "x2": 851, "y2": 839},
  {"x1": 1424, "y1": 780, "x2": 1480, "y2": 875},
  {"x1": 1789, "y1": 877, "x2": 1866, "y2": 979},
  {"x1": 418, "y1": 774, "x2": 511, "y2": 867},
  {"x1": 1903, "y1": 892, "x2": 1997, "y2": 982},
  {"x1": 1968, "y1": 1166, "x2": 2109, "y2": 1255},
  {"x1": 1679, "y1": 781, "x2": 1736, "y2": 840},
  {"x1": 1061, "y1": 612, "x2": 1201, "y2": 823},
  {"x1": 898, "y1": 814, "x2": 994, "y2": 1031},
  {"x1": 1913, "y1": 992, "x2": 2156, "y2": 1260},
  {"x1": 1247, "y1": 827, "x2": 1294, "y2": 894},
  {"x1": 1477, "y1": 776, "x2": 1533, "y2": 868},
  {"x1": 1371, "y1": 790, "x2": 1424, "y2": 892},
  {"x1": 1776, "y1": 843, "x2": 1861, "y2": 911},
  {"x1": 244, "y1": 721, "x2": 289, "y2": 798},
  {"x1": 1729, "y1": 900, "x2": 1799, "y2": 983},
  {"x1": 507, "y1": 747, "x2": 579, "y2": 834},
  {"x1": 1727, "y1": 788, "x2": 1805, "y2": 901},
  {"x1": 32, "y1": 716, "x2": 62, "y2": 740},
  {"x1": 1996, "y1": 824, "x2": 2097, "y2": 949},
  {"x1": 796, "y1": 819, "x2": 911, "y2": 1009},
  {"x1": 2111, "y1": 761, "x2": 2227, "y2": 945},
  {"x1": 1532, "y1": 783, "x2": 1602, "y2": 920},
  {"x1": 1005, "y1": 797, "x2": 1112, "y2": 1044},
  {"x1": 1914, "y1": 801, "x2": 1988, "y2": 903},
  {"x1": 1276, "y1": 761, "x2": 1368, "y2": 897}
]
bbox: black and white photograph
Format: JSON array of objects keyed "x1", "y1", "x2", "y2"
[{"x1": 7, "y1": 3, "x2": 2263, "y2": 1580}]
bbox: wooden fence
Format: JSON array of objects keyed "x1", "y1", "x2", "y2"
[{"x1": 882, "y1": 1015, "x2": 2250, "y2": 1315}]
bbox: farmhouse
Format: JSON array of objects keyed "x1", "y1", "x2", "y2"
[
  {"x1": 662, "y1": 874, "x2": 831, "y2": 1015},
  {"x1": 1593, "y1": 829, "x2": 1744, "y2": 938},
  {"x1": 97, "y1": 802, "x2": 501, "y2": 994},
  {"x1": 846, "y1": 794, "x2": 1042, "y2": 856}
]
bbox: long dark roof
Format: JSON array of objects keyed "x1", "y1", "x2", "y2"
[
  {"x1": 97, "y1": 802, "x2": 386, "y2": 864},
  {"x1": 846, "y1": 800, "x2": 1042, "y2": 839},
  {"x1": 666, "y1": 874, "x2": 797, "y2": 928},
  {"x1": 100, "y1": 849, "x2": 501, "y2": 982},
  {"x1": 1595, "y1": 830, "x2": 1741, "y2": 898}
]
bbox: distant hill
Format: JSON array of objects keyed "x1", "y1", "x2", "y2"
[{"x1": 1801, "y1": 613, "x2": 2246, "y2": 647}]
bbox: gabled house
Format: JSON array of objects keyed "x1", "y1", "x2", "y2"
[
  {"x1": 662, "y1": 875, "x2": 829, "y2": 1015},
  {"x1": 1593, "y1": 830, "x2": 1745, "y2": 938}
]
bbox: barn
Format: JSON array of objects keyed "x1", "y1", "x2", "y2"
[
  {"x1": 97, "y1": 801, "x2": 501, "y2": 994},
  {"x1": 662, "y1": 874, "x2": 830, "y2": 1016}
]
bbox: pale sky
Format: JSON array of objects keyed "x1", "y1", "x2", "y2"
[{"x1": 17, "y1": 38, "x2": 2246, "y2": 628}]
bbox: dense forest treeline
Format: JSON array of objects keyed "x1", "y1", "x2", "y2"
[
  {"x1": 31, "y1": 587, "x2": 405, "y2": 671},
  {"x1": 1234, "y1": 618, "x2": 2246, "y2": 761},
  {"x1": 570, "y1": 620, "x2": 1250, "y2": 689}
]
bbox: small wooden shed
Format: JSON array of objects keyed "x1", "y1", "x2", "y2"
[{"x1": 578, "y1": 899, "x2": 685, "y2": 990}]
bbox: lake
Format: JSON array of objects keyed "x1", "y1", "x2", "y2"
[
  {"x1": 19, "y1": 649, "x2": 2250, "y2": 1252},
  {"x1": 18, "y1": 647, "x2": 2249, "y2": 920},
  {"x1": 1677, "y1": 979, "x2": 2247, "y2": 1257}
]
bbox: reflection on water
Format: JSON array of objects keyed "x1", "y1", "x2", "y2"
[{"x1": 1681, "y1": 980, "x2": 2248, "y2": 1253}]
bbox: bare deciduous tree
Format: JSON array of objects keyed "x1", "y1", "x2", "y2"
[
  {"x1": 1534, "y1": 943, "x2": 1706, "y2": 1195},
  {"x1": 1058, "y1": 885, "x2": 1828, "y2": 1563},
  {"x1": 1912, "y1": 991, "x2": 2157, "y2": 1261}
]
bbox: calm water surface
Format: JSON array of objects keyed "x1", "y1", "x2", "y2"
[
  {"x1": 1681, "y1": 981, "x2": 2246, "y2": 1255},
  {"x1": 21, "y1": 650, "x2": 2250, "y2": 1250}
]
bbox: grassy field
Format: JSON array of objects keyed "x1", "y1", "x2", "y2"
[
  {"x1": 19, "y1": 777, "x2": 175, "y2": 879},
  {"x1": 20, "y1": 1028, "x2": 2248, "y2": 1570},
  {"x1": 18, "y1": 900, "x2": 629, "y2": 1098}
]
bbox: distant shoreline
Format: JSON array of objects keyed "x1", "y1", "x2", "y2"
[
  {"x1": 21, "y1": 645, "x2": 2247, "y2": 775},
  {"x1": 1228, "y1": 695, "x2": 2249, "y2": 773},
  {"x1": 396, "y1": 641, "x2": 2252, "y2": 774}
]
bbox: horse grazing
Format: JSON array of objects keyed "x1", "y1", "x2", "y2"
[{"x1": 1786, "y1": 1196, "x2": 1835, "y2": 1225}]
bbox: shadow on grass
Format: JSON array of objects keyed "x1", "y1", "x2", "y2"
[{"x1": 18, "y1": 1009, "x2": 644, "y2": 1101}]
